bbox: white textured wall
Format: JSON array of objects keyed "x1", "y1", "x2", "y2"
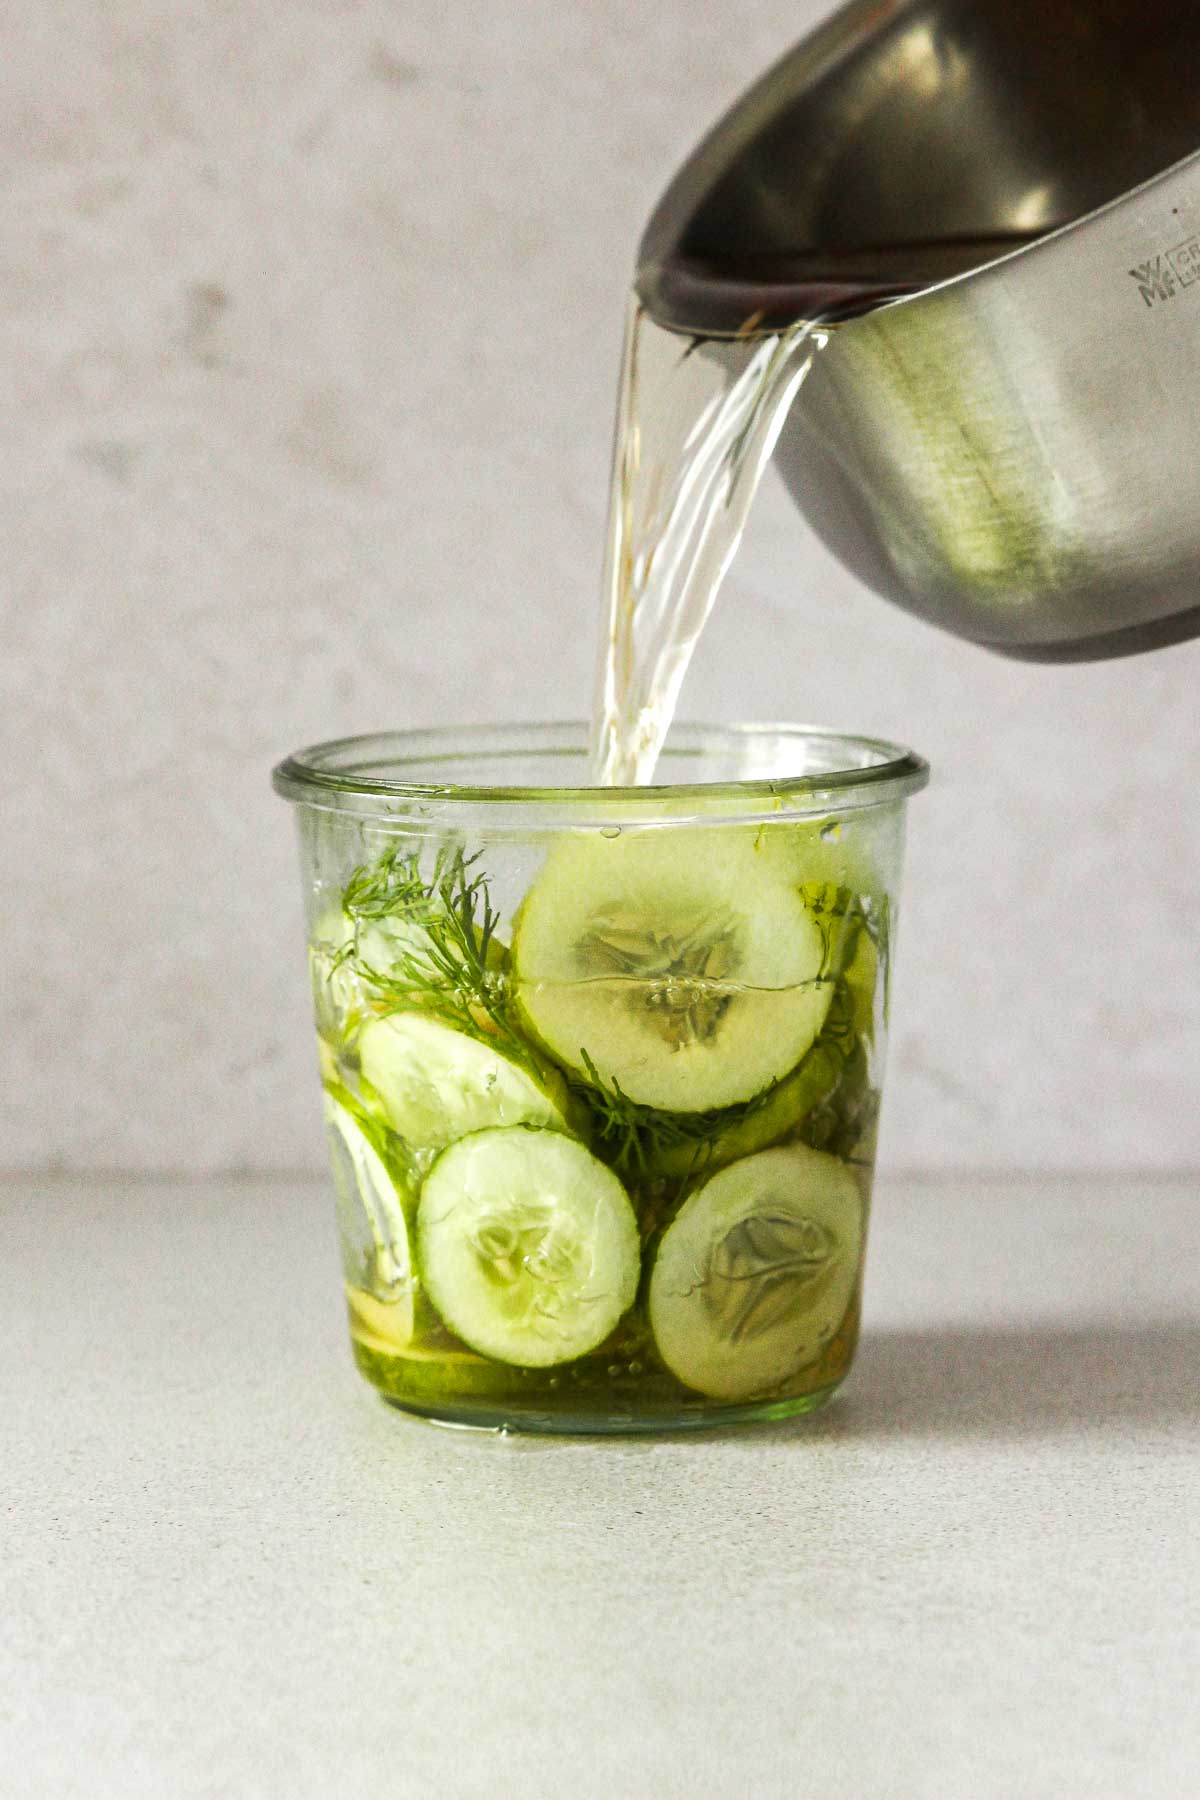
[{"x1": 4, "y1": 0, "x2": 1199, "y2": 1176}]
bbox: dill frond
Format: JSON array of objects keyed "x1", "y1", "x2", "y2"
[
  {"x1": 571, "y1": 1048, "x2": 783, "y2": 1182},
  {"x1": 338, "y1": 843, "x2": 536, "y2": 1072}
]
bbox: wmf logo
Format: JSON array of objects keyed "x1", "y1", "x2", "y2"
[{"x1": 1129, "y1": 237, "x2": 1200, "y2": 307}]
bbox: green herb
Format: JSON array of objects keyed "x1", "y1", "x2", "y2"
[
  {"x1": 321, "y1": 1073, "x2": 420, "y2": 1193},
  {"x1": 571, "y1": 1049, "x2": 781, "y2": 1182},
  {"x1": 336, "y1": 844, "x2": 537, "y2": 1073}
]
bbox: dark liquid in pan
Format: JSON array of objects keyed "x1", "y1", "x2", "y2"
[{"x1": 637, "y1": 232, "x2": 1052, "y2": 335}]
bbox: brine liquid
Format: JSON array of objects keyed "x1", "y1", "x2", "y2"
[
  {"x1": 588, "y1": 300, "x2": 828, "y2": 786},
  {"x1": 348, "y1": 1280, "x2": 864, "y2": 1432}
]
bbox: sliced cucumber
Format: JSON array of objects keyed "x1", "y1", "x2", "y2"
[
  {"x1": 359, "y1": 1012, "x2": 576, "y2": 1153},
  {"x1": 800, "y1": 1040, "x2": 878, "y2": 1164},
  {"x1": 324, "y1": 1090, "x2": 414, "y2": 1347},
  {"x1": 511, "y1": 828, "x2": 833, "y2": 1113},
  {"x1": 346, "y1": 1285, "x2": 416, "y2": 1358},
  {"x1": 648, "y1": 1144, "x2": 862, "y2": 1400},
  {"x1": 754, "y1": 817, "x2": 895, "y2": 1018},
  {"x1": 347, "y1": 1327, "x2": 526, "y2": 1407},
  {"x1": 310, "y1": 910, "x2": 367, "y2": 1045},
  {"x1": 417, "y1": 1127, "x2": 640, "y2": 1367},
  {"x1": 756, "y1": 813, "x2": 893, "y2": 901}
]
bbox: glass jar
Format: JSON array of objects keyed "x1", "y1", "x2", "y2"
[{"x1": 273, "y1": 723, "x2": 928, "y2": 1432}]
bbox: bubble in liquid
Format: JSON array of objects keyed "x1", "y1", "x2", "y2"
[
  {"x1": 600, "y1": 827, "x2": 621, "y2": 840},
  {"x1": 820, "y1": 820, "x2": 842, "y2": 844}
]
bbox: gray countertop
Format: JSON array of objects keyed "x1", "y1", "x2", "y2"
[{"x1": 5, "y1": 1173, "x2": 1199, "y2": 1799}]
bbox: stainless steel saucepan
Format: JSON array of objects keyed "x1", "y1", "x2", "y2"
[{"x1": 637, "y1": 0, "x2": 1200, "y2": 659}]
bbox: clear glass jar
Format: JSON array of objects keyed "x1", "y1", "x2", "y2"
[{"x1": 273, "y1": 723, "x2": 928, "y2": 1433}]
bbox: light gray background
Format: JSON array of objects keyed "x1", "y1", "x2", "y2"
[{"x1": 4, "y1": 0, "x2": 1198, "y2": 1177}]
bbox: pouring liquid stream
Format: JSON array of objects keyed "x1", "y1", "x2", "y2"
[
  {"x1": 588, "y1": 236, "x2": 1047, "y2": 786},
  {"x1": 588, "y1": 300, "x2": 828, "y2": 787}
]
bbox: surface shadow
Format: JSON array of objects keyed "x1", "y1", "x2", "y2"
[{"x1": 793, "y1": 1317, "x2": 1200, "y2": 1446}]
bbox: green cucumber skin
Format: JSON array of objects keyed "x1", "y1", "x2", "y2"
[
  {"x1": 323, "y1": 982, "x2": 879, "y2": 1410},
  {"x1": 557, "y1": 967, "x2": 872, "y2": 1192},
  {"x1": 646, "y1": 1145, "x2": 866, "y2": 1402},
  {"x1": 322, "y1": 1077, "x2": 423, "y2": 1203}
]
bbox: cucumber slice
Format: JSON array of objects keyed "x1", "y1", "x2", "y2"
[
  {"x1": 359, "y1": 1012, "x2": 576, "y2": 1152},
  {"x1": 800, "y1": 1040, "x2": 878, "y2": 1163},
  {"x1": 355, "y1": 913, "x2": 442, "y2": 983},
  {"x1": 324, "y1": 1090, "x2": 414, "y2": 1346},
  {"x1": 348, "y1": 1326, "x2": 527, "y2": 1408},
  {"x1": 511, "y1": 829, "x2": 833, "y2": 1113},
  {"x1": 310, "y1": 910, "x2": 367, "y2": 1045},
  {"x1": 648, "y1": 1144, "x2": 862, "y2": 1400},
  {"x1": 758, "y1": 813, "x2": 892, "y2": 900},
  {"x1": 346, "y1": 1285, "x2": 415, "y2": 1358},
  {"x1": 417, "y1": 1127, "x2": 640, "y2": 1367}
]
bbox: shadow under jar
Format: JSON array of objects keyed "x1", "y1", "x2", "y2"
[{"x1": 273, "y1": 723, "x2": 928, "y2": 1433}]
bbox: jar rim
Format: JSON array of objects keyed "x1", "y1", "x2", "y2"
[{"x1": 272, "y1": 721, "x2": 928, "y2": 823}]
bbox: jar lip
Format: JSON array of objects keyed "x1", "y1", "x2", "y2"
[{"x1": 272, "y1": 721, "x2": 929, "y2": 819}]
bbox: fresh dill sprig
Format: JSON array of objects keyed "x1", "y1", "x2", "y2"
[
  {"x1": 336, "y1": 842, "x2": 536, "y2": 1071},
  {"x1": 571, "y1": 1048, "x2": 781, "y2": 1182}
]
